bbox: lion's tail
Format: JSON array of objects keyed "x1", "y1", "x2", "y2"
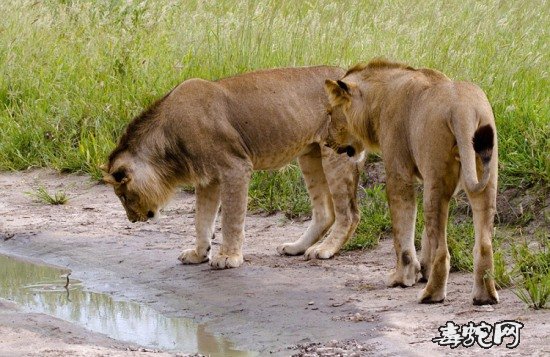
[{"x1": 451, "y1": 109, "x2": 495, "y2": 194}]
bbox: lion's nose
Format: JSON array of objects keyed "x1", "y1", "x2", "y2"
[
  {"x1": 345, "y1": 146, "x2": 356, "y2": 157},
  {"x1": 147, "y1": 211, "x2": 155, "y2": 218},
  {"x1": 336, "y1": 145, "x2": 356, "y2": 157}
]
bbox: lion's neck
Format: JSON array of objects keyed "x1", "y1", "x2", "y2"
[
  {"x1": 349, "y1": 98, "x2": 381, "y2": 152},
  {"x1": 361, "y1": 73, "x2": 423, "y2": 144}
]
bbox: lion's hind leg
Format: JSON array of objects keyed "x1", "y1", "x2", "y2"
[
  {"x1": 467, "y1": 184, "x2": 499, "y2": 305},
  {"x1": 418, "y1": 228, "x2": 431, "y2": 282},
  {"x1": 179, "y1": 181, "x2": 221, "y2": 264},
  {"x1": 385, "y1": 174, "x2": 421, "y2": 288},
  {"x1": 417, "y1": 174, "x2": 459, "y2": 303},
  {"x1": 303, "y1": 146, "x2": 361, "y2": 260},
  {"x1": 277, "y1": 146, "x2": 335, "y2": 256}
]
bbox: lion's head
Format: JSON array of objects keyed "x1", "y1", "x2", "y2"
[
  {"x1": 325, "y1": 60, "x2": 426, "y2": 156},
  {"x1": 101, "y1": 151, "x2": 174, "y2": 223},
  {"x1": 324, "y1": 102, "x2": 364, "y2": 158},
  {"x1": 101, "y1": 94, "x2": 187, "y2": 223},
  {"x1": 324, "y1": 73, "x2": 372, "y2": 156}
]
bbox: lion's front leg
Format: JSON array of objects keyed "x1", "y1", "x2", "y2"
[
  {"x1": 385, "y1": 175, "x2": 421, "y2": 288},
  {"x1": 209, "y1": 168, "x2": 251, "y2": 269},
  {"x1": 467, "y1": 185, "x2": 499, "y2": 305},
  {"x1": 303, "y1": 146, "x2": 361, "y2": 260},
  {"x1": 179, "y1": 181, "x2": 220, "y2": 265},
  {"x1": 277, "y1": 147, "x2": 334, "y2": 256}
]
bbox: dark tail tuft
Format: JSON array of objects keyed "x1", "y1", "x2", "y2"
[{"x1": 472, "y1": 125, "x2": 494, "y2": 163}]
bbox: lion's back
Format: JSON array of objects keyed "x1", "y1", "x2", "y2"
[{"x1": 161, "y1": 67, "x2": 346, "y2": 170}]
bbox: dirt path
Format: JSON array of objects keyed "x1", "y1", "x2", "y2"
[{"x1": 0, "y1": 170, "x2": 548, "y2": 356}]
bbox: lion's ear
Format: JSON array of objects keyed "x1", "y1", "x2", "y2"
[
  {"x1": 325, "y1": 79, "x2": 350, "y2": 106},
  {"x1": 112, "y1": 169, "x2": 131, "y2": 185},
  {"x1": 102, "y1": 174, "x2": 118, "y2": 186},
  {"x1": 336, "y1": 80, "x2": 349, "y2": 92},
  {"x1": 103, "y1": 169, "x2": 131, "y2": 186}
]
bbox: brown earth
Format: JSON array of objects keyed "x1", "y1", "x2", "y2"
[{"x1": 0, "y1": 169, "x2": 548, "y2": 356}]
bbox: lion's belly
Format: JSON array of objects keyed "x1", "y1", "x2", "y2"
[{"x1": 251, "y1": 143, "x2": 314, "y2": 170}]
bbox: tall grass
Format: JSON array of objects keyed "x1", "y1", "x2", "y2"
[{"x1": 0, "y1": 0, "x2": 547, "y2": 189}]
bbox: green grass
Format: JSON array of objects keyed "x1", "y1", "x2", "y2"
[
  {"x1": 492, "y1": 250, "x2": 513, "y2": 289},
  {"x1": 248, "y1": 164, "x2": 310, "y2": 218},
  {"x1": 510, "y1": 238, "x2": 549, "y2": 309},
  {"x1": 26, "y1": 186, "x2": 68, "y2": 205},
  {"x1": 0, "y1": 0, "x2": 548, "y2": 189},
  {"x1": 345, "y1": 185, "x2": 391, "y2": 250}
]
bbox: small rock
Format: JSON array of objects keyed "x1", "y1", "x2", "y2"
[
  {"x1": 351, "y1": 313, "x2": 365, "y2": 322},
  {"x1": 308, "y1": 301, "x2": 315, "y2": 305},
  {"x1": 474, "y1": 305, "x2": 495, "y2": 312}
]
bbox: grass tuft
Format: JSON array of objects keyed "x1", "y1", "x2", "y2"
[
  {"x1": 492, "y1": 249, "x2": 513, "y2": 289},
  {"x1": 26, "y1": 186, "x2": 68, "y2": 205},
  {"x1": 510, "y1": 240, "x2": 549, "y2": 309}
]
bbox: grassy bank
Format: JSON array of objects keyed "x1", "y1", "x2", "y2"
[{"x1": 0, "y1": 0, "x2": 548, "y2": 187}]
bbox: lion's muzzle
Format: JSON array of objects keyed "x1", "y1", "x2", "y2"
[
  {"x1": 325, "y1": 138, "x2": 357, "y2": 158},
  {"x1": 336, "y1": 145, "x2": 356, "y2": 157}
]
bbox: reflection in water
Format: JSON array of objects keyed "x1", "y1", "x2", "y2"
[{"x1": 0, "y1": 254, "x2": 255, "y2": 356}]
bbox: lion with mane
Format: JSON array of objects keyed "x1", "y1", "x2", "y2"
[{"x1": 102, "y1": 66, "x2": 363, "y2": 269}]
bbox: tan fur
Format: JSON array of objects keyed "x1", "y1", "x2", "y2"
[
  {"x1": 325, "y1": 59, "x2": 499, "y2": 305},
  {"x1": 103, "y1": 66, "x2": 364, "y2": 269}
]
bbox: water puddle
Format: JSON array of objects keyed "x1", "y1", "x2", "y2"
[{"x1": 0, "y1": 254, "x2": 256, "y2": 356}]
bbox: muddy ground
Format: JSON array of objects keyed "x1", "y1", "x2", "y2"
[{"x1": 0, "y1": 170, "x2": 548, "y2": 356}]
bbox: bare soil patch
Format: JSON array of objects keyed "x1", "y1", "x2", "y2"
[{"x1": 0, "y1": 170, "x2": 548, "y2": 356}]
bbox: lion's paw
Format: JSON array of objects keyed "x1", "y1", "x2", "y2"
[
  {"x1": 178, "y1": 249, "x2": 209, "y2": 264},
  {"x1": 418, "y1": 287, "x2": 446, "y2": 304},
  {"x1": 277, "y1": 242, "x2": 306, "y2": 256},
  {"x1": 472, "y1": 287, "x2": 499, "y2": 305},
  {"x1": 304, "y1": 244, "x2": 336, "y2": 260},
  {"x1": 210, "y1": 253, "x2": 243, "y2": 269},
  {"x1": 387, "y1": 260, "x2": 421, "y2": 288}
]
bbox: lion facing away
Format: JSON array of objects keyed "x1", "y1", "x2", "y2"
[
  {"x1": 102, "y1": 66, "x2": 364, "y2": 269},
  {"x1": 325, "y1": 59, "x2": 499, "y2": 305}
]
